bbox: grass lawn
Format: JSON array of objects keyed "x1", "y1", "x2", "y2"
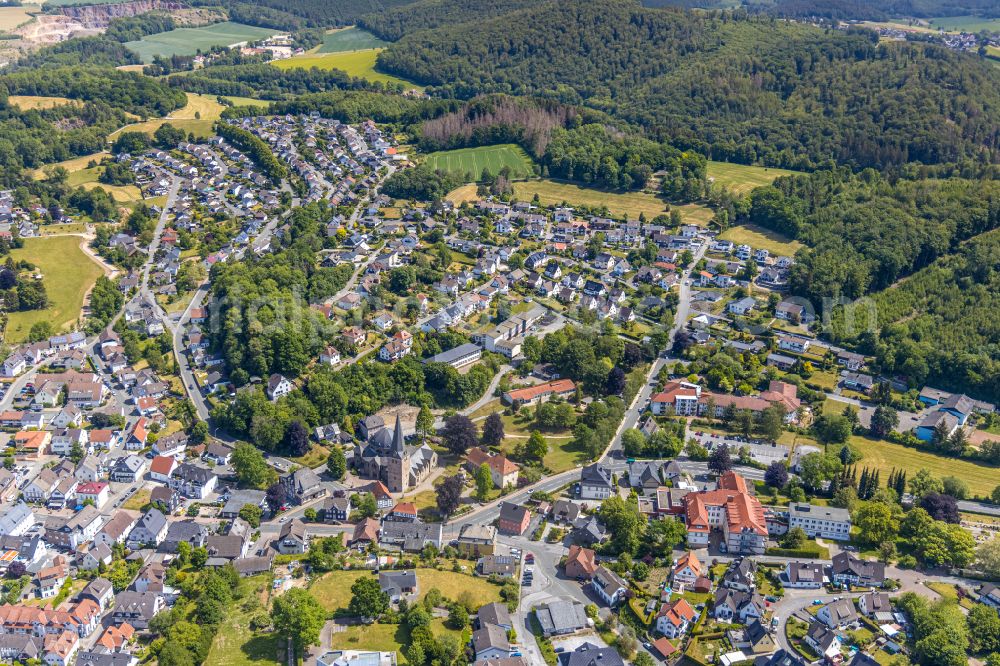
[
  {"x1": 8, "y1": 95, "x2": 78, "y2": 110},
  {"x1": 125, "y1": 21, "x2": 280, "y2": 62},
  {"x1": 707, "y1": 160, "x2": 799, "y2": 196},
  {"x1": 5, "y1": 236, "x2": 105, "y2": 343},
  {"x1": 316, "y1": 26, "x2": 387, "y2": 53},
  {"x1": 109, "y1": 93, "x2": 224, "y2": 140},
  {"x1": 673, "y1": 202, "x2": 714, "y2": 227},
  {"x1": 273, "y1": 49, "x2": 419, "y2": 88},
  {"x1": 329, "y1": 618, "x2": 459, "y2": 664},
  {"x1": 122, "y1": 488, "x2": 150, "y2": 511},
  {"x1": 425, "y1": 144, "x2": 535, "y2": 180},
  {"x1": 849, "y1": 434, "x2": 1000, "y2": 498},
  {"x1": 39, "y1": 222, "x2": 87, "y2": 235},
  {"x1": 310, "y1": 570, "x2": 367, "y2": 611},
  {"x1": 312, "y1": 569, "x2": 501, "y2": 614},
  {"x1": 924, "y1": 581, "x2": 976, "y2": 609},
  {"x1": 206, "y1": 574, "x2": 281, "y2": 666},
  {"x1": 511, "y1": 179, "x2": 672, "y2": 219},
  {"x1": 718, "y1": 223, "x2": 803, "y2": 255},
  {"x1": 418, "y1": 570, "x2": 502, "y2": 607},
  {"x1": 287, "y1": 442, "x2": 330, "y2": 468},
  {"x1": 498, "y1": 413, "x2": 582, "y2": 473}
]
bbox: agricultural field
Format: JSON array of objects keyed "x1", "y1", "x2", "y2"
[
  {"x1": 425, "y1": 144, "x2": 534, "y2": 180},
  {"x1": 315, "y1": 26, "x2": 387, "y2": 53},
  {"x1": 109, "y1": 92, "x2": 224, "y2": 140},
  {"x1": 717, "y1": 222, "x2": 804, "y2": 255},
  {"x1": 510, "y1": 178, "x2": 705, "y2": 221},
  {"x1": 224, "y1": 95, "x2": 271, "y2": 109},
  {"x1": 706, "y1": 160, "x2": 799, "y2": 196},
  {"x1": 7, "y1": 95, "x2": 78, "y2": 110},
  {"x1": 928, "y1": 15, "x2": 1000, "y2": 32},
  {"x1": 0, "y1": 5, "x2": 35, "y2": 30},
  {"x1": 273, "y1": 48, "x2": 419, "y2": 88},
  {"x1": 124, "y1": 21, "x2": 279, "y2": 63},
  {"x1": 5, "y1": 236, "x2": 106, "y2": 343}
]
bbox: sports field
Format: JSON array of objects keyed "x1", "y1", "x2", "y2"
[
  {"x1": 109, "y1": 93, "x2": 224, "y2": 140},
  {"x1": 5, "y1": 236, "x2": 106, "y2": 343},
  {"x1": 125, "y1": 22, "x2": 279, "y2": 63},
  {"x1": 425, "y1": 144, "x2": 534, "y2": 180},
  {"x1": 316, "y1": 26, "x2": 387, "y2": 53},
  {"x1": 718, "y1": 222, "x2": 803, "y2": 255},
  {"x1": 928, "y1": 15, "x2": 1000, "y2": 32},
  {"x1": 273, "y1": 48, "x2": 419, "y2": 88},
  {"x1": 707, "y1": 160, "x2": 799, "y2": 196}
]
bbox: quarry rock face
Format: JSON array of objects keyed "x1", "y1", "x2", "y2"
[{"x1": 59, "y1": 1, "x2": 186, "y2": 28}]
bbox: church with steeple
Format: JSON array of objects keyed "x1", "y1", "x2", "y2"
[{"x1": 354, "y1": 409, "x2": 437, "y2": 493}]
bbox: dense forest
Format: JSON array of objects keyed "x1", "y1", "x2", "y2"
[
  {"x1": 742, "y1": 0, "x2": 1000, "y2": 20},
  {"x1": 167, "y1": 62, "x2": 401, "y2": 98},
  {"x1": 828, "y1": 229, "x2": 1000, "y2": 402},
  {"x1": 359, "y1": 0, "x2": 543, "y2": 41},
  {"x1": 376, "y1": 0, "x2": 1000, "y2": 169},
  {"x1": 747, "y1": 168, "x2": 1000, "y2": 303},
  {"x1": 189, "y1": 0, "x2": 418, "y2": 30}
]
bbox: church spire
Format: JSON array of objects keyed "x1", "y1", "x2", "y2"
[{"x1": 393, "y1": 413, "x2": 405, "y2": 454}]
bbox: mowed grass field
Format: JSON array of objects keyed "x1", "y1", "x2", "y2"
[
  {"x1": 8, "y1": 95, "x2": 79, "y2": 111},
  {"x1": 224, "y1": 95, "x2": 271, "y2": 109},
  {"x1": 425, "y1": 144, "x2": 534, "y2": 180},
  {"x1": 850, "y1": 434, "x2": 1000, "y2": 498},
  {"x1": 928, "y1": 15, "x2": 1000, "y2": 31},
  {"x1": 707, "y1": 160, "x2": 799, "y2": 196},
  {"x1": 316, "y1": 26, "x2": 387, "y2": 53},
  {"x1": 5, "y1": 236, "x2": 105, "y2": 342},
  {"x1": 273, "y1": 48, "x2": 419, "y2": 88},
  {"x1": 125, "y1": 22, "x2": 279, "y2": 63},
  {"x1": 718, "y1": 222, "x2": 803, "y2": 255},
  {"x1": 109, "y1": 93, "x2": 224, "y2": 140}
]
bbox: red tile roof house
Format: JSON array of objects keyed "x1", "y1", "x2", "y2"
[
  {"x1": 501, "y1": 379, "x2": 576, "y2": 407},
  {"x1": 564, "y1": 544, "x2": 598, "y2": 580},
  {"x1": 497, "y1": 502, "x2": 531, "y2": 535}
]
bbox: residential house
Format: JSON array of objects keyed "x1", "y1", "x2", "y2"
[
  {"x1": 591, "y1": 566, "x2": 628, "y2": 607},
  {"x1": 655, "y1": 598, "x2": 697, "y2": 639},
  {"x1": 497, "y1": 502, "x2": 531, "y2": 535},
  {"x1": 578, "y1": 464, "x2": 614, "y2": 500},
  {"x1": 831, "y1": 552, "x2": 885, "y2": 587},
  {"x1": 276, "y1": 519, "x2": 309, "y2": 554}
]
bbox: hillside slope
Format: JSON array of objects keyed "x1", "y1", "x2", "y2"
[{"x1": 376, "y1": 0, "x2": 1000, "y2": 169}]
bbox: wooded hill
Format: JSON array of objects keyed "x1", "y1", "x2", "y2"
[{"x1": 374, "y1": 0, "x2": 1000, "y2": 169}]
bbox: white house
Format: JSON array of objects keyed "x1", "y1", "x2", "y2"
[{"x1": 591, "y1": 566, "x2": 627, "y2": 607}]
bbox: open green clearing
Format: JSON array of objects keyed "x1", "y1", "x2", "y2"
[
  {"x1": 511, "y1": 179, "x2": 671, "y2": 219},
  {"x1": 273, "y1": 48, "x2": 419, "y2": 88},
  {"x1": 928, "y1": 15, "x2": 1000, "y2": 32},
  {"x1": 310, "y1": 569, "x2": 502, "y2": 613},
  {"x1": 109, "y1": 93, "x2": 224, "y2": 140},
  {"x1": 206, "y1": 575, "x2": 281, "y2": 666},
  {"x1": 425, "y1": 144, "x2": 534, "y2": 180},
  {"x1": 847, "y1": 433, "x2": 999, "y2": 498},
  {"x1": 316, "y1": 26, "x2": 387, "y2": 53},
  {"x1": 125, "y1": 22, "x2": 280, "y2": 63},
  {"x1": 8, "y1": 95, "x2": 78, "y2": 111},
  {"x1": 329, "y1": 618, "x2": 459, "y2": 664},
  {"x1": 224, "y1": 95, "x2": 271, "y2": 109},
  {"x1": 706, "y1": 160, "x2": 799, "y2": 196},
  {"x1": 717, "y1": 222, "x2": 804, "y2": 255},
  {"x1": 5, "y1": 236, "x2": 105, "y2": 343}
]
